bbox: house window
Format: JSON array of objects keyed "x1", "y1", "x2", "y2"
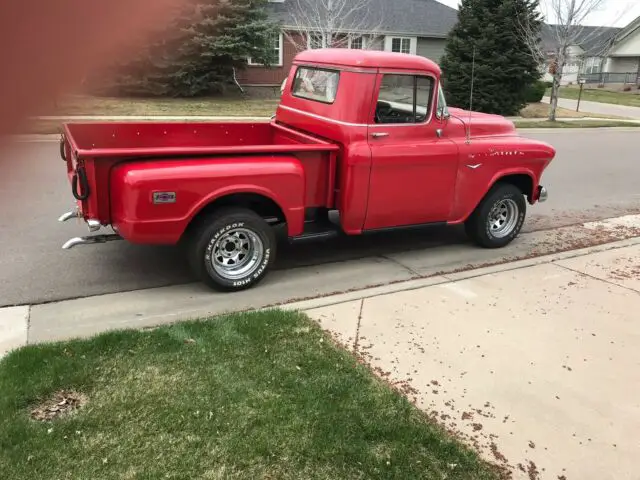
[
  {"x1": 584, "y1": 56, "x2": 602, "y2": 74},
  {"x1": 349, "y1": 36, "x2": 365, "y2": 49},
  {"x1": 391, "y1": 37, "x2": 411, "y2": 54},
  {"x1": 374, "y1": 74, "x2": 434, "y2": 124},
  {"x1": 308, "y1": 32, "x2": 324, "y2": 49},
  {"x1": 247, "y1": 33, "x2": 283, "y2": 67}
]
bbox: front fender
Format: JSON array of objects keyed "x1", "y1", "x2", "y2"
[{"x1": 110, "y1": 155, "x2": 306, "y2": 244}]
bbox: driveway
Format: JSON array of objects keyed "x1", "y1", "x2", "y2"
[
  {"x1": 305, "y1": 241, "x2": 640, "y2": 480},
  {"x1": 542, "y1": 96, "x2": 640, "y2": 119}
]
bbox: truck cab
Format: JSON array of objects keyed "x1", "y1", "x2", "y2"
[{"x1": 58, "y1": 49, "x2": 555, "y2": 291}]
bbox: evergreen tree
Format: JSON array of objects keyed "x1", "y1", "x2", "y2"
[
  {"x1": 92, "y1": 0, "x2": 279, "y2": 97},
  {"x1": 439, "y1": 0, "x2": 543, "y2": 116}
]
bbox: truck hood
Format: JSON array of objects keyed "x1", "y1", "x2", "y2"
[{"x1": 447, "y1": 107, "x2": 516, "y2": 137}]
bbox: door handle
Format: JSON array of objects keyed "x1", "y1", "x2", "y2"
[{"x1": 371, "y1": 132, "x2": 389, "y2": 138}]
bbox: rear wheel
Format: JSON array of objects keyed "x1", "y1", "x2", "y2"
[
  {"x1": 187, "y1": 207, "x2": 276, "y2": 291},
  {"x1": 465, "y1": 183, "x2": 526, "y2": 248}
]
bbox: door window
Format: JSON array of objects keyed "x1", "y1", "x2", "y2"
[{"x1": 374, "y1": 74, "x2": 434, "y2": 124}]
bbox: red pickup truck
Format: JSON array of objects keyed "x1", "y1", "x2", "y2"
[{"x1": 58, "y1": 49, "x2": 555, "y2": 291}]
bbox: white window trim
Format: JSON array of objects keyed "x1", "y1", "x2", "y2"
[
  {"x1": 582, "y1": 56, "x2": 603, "y2": 74},
  {"x1": 348, "y1": 36, "x2": 367, "y2": 49},
  {"x1": 307, "y1": 32, "x2": 326, "y2": 49},
  {"x1": 247, "y1": 32, "x2": 283, "y2": 67},
  {"x1": 384, "y1": 36, "x2": 417, "y2": 55}
]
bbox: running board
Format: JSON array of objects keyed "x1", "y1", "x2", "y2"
[
  {"x1": 289, "y1": 222, "x2": 340, "y2": 244},
  {"x1": 62, "y1": 234, "x2": 122, "y2": 250}
]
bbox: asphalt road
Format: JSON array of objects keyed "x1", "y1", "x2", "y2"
[{"x1": 1, "y1": 128, "x2": 640, "y2": 307}]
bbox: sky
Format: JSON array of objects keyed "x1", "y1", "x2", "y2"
[{"x1": 435, "y1": 0, "x2": 640, "y2": 28}]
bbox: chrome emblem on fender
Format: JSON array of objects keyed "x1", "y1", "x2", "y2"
[
  {"x1": 466, "y1": 163, "x2": 482, "y2": 169},
  {"x1": 152, "y1": 192, "x2": 176, "y2": 204}
]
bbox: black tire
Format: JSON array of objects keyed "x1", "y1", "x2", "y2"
[
  {"x1": 187, "y1": 207, "x2": 276, "y2": 292},
  {"x1": 464, "y1": 183, "x2": 526, "y2": 248}
]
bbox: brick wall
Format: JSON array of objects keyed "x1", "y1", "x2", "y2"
[{"x1": 236, "y1": 31, "x2": 304, "y2": 86}]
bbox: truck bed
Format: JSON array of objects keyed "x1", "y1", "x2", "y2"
[
  {"x1": 60, "y1": 121, "x2": 341, "y2": 231},
  {"x1": 63, "y1": 120, "x2": 339, "y2": 159}
]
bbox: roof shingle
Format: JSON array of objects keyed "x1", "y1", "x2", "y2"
[{"x1": 266, "y1": 0, "x2": 458, "y2": 38}]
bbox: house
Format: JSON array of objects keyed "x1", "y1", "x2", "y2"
[
  {"x1": 541, "y1": 16, "x2": 640, "y2": 86},
  {"x1": 604, "y1": 15, "x2": 640, "y2": 79},
  {"x1": 236, "y1": 0, "x2": 459, "y2": 91}
]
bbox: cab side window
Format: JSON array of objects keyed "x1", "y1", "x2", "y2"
[{"x1": 374, "y1": 74, "x2": 434, "y2": 124}]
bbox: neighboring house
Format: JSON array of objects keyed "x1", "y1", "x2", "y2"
[
  {"x1": 604, "y1": 15, "x2": 640, "y2": 79},
  {"x1": 541, "y1": 17, "x2": 640, "y2": 86},
  {"x1": 236, "y1": 0, "x2": 458, "y2": 89}
]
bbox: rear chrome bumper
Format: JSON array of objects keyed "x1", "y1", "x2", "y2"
[
  {"x1": 58, "y1": 208, "x2": 121, "y2": 249},
  {"x1": 537, "y1": 186, "x2": 548, "y2": 203}
]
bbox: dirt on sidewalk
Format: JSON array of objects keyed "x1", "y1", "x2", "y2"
[{"x1": 306, "y1": 243, "x2": 640, "y2": 480}]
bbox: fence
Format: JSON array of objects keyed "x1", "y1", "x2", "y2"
[{"x1": 580, "y1": 72, "x2": 640, "y2": 86}]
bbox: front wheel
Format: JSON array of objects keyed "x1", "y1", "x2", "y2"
[
  {"x1": 465, "y1": 183, "x2": 526, "y2": 248},
  {"x1": 187, "y1": 207, "x2": 276, "y2": 291}
]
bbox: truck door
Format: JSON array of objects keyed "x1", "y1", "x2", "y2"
[{"x1": 363, "y1": 72, "x2": 459, "y2": 230}]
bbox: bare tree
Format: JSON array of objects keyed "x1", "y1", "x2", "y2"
[
  {"x1": 517, "y1": 0, "x2": 630, "y2": 121},
  {"x1": 282, "y1": 0, "x2": 386, "y2": 52}
]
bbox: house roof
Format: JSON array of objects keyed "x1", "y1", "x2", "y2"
[
  {"x1": 266, "y1": 0, "x2": 459, "y2": 38},
  {"x1": 541, "y1": 24, "x2": 621, "y2": 56},
  {"x1": 614, "y1": 15, "x2": 640, "y2": 43},
  {"x1": 608, "y1": 15, "x2": 640, "y2": 55}
]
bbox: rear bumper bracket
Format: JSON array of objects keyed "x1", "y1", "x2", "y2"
[{"x1": 62, "y1": 234, "x2": 122, "y2": 250}]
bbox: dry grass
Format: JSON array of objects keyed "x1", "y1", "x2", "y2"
[
  {"x1": 514, "y1": 119, "x2": 640, "y2": 129},
  {"x1": 23, "y1": 97, "x2": 634, "y2": 135},
  {"x1": 519, "y1": 102, "x2": 625, "y2": 119},
  {"x1": 549, "y1": 85, "x2": 640, "y2": 108},
  {"x1": 48, "y1": 94, "x2": 280, "y2": 117}
]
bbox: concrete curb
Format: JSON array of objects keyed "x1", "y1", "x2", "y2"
[
  {"x1": 280, "y1": 236, "x2": 640, "y2": 313},
  {"x1": 0, "y1": 306, "x2": 30, "y2": 359}
]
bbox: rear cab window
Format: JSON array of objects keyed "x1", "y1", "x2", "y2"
[{"x1": 292, "y1": 66, "x2": 340, "y2": 104}]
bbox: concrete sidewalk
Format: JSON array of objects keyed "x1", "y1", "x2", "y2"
[
  {"x1": 542, "y1": 95, "x2": 640, "y2": 120},
  {"x1": 299, "y1": 243, "x2": 640, "y2": 480}
]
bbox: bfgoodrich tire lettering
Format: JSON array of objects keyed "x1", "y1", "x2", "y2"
[
  {"x1": 187, "y1": 207, "x2": 276, "y2": 291},
  {"x1": 465, "y1": 183, "x2": 526, "y2": 249}
]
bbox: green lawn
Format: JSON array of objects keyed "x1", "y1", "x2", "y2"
[
  {"x1": 548, "y1": 86, "x2": 640, "y2": 108},
  {"x1": 51, "y1": 94, "x2": 280, "y2": 117},
  {"x1": 0, "y1": 310, "x2": 502, "y2": 480}
]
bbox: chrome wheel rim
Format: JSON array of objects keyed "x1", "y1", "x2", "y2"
[
  {"x1": 488, "y1": 199, "x2": 519, "y2": 238},
  {"x1": 211, "y1": 228, "x2": 264, "y2": 280}
]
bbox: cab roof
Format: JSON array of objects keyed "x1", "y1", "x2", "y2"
[{"x1": 292, "y1": 48, "x2": 441, "y2": 74}]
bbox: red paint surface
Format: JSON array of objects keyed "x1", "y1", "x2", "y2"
[{"x1": 60, "y1": 49, "x2": 556, "y2": 245}]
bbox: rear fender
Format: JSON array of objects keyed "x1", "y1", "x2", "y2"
[
  {"x1": 109, "y1": 155, "x2": 306, "y2": 244},
  {"x1": 187, "y1": 184, "x2": 297, "y2": 231}
]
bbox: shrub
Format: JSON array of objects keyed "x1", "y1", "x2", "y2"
[{"x1": 524, "y1": 80, "x2": 547, "y2": 103}]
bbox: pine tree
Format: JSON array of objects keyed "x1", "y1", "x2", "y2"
[
  {"x1": 439, "y1": 0, "x2": 543, "y2": 116},
  {"x1": 92, "y1": 0, "x2": 279, "y2": 97}
]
